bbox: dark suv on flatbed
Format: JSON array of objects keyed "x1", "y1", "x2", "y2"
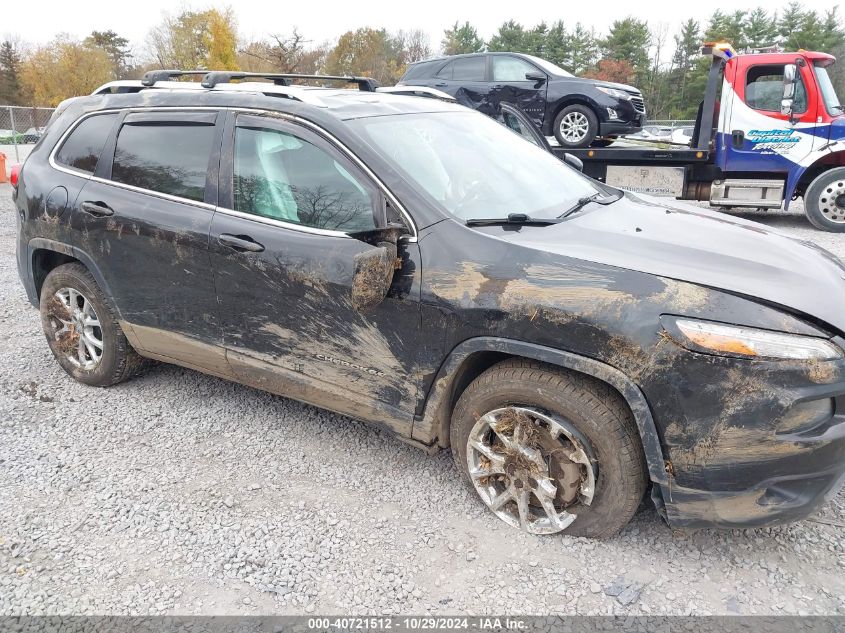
[
  {"x1": 13, "y1": 71, "x2": 845, "y2": 537},
  {"x1": 398, "y1": 52, "x2": 645, "y2": 148}
]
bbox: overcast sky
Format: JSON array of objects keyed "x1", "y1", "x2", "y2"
[{"x1": 10, "y1": 0, "x2": 834, "y2": 52}]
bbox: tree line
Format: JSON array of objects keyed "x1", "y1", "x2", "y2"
[{"x1": 0, "y1": 2, "x2": 843, "y2": 119}]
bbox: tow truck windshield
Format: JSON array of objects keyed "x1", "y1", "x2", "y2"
[{"x1": 815, "y1": 62, "x2": 843, "y2": 114}]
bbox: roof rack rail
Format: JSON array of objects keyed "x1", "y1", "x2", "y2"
[
  {"x1": 200, "y1": 72, "x2": 379, "y2": 92},
  {"x1": 141, "y1": 70, "x2": 209, "y2": 86}
]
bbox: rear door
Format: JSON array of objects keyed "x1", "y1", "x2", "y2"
[
  {"x1": 208, "y1": 112, "x2": 426, "y2": 434},
  {"x1": 70, "y1": 109, "x2": 228, "y2": 375},
  {"x1": 436, "y1": 55, "x2": 492, "y2": 114},
  {"x1": 488, "y1": 55, "x2": 548, "y2": 129}
]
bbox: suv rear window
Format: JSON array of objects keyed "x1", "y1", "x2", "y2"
[
  {"x1": 55, "y1": 113, "x2": 117, "y2": 174},
  {"x1": 111, "y1": 122, "x2": 215, "y2": 202}
]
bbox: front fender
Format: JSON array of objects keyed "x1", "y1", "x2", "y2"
[{"x1": 412, "y1": 336, "x2": 668, "y2": 487}]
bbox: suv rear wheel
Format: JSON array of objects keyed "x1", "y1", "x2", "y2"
[
  {"x1": 40, "y1": 263, "x2": 146, "y2": 386},
  {"x1": 450, "y1": 359, "x2": 647, "y2": 538},
  {"x1": 553, "y1": 104, "x2": 598, "y2": 149}
]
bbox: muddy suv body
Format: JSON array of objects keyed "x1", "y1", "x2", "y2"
[{"x1": 14, "y1": 76, "x2": 845, "y2": 536}]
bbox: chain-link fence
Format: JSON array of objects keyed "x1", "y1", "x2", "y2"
[{"x1": 0, "y1": 105, "x2": 56, "y2": 167}]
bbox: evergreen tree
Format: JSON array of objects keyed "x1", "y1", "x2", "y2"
[
  {"x1": 487, "y1": 21, "x2": 527, "y2": 52},
  {"x1": 0, "y1": 40, "x2": 22, "y2": 105},
  {"x1": 600, "y1": 18, "x2": 650, "y2": 82},
  {"x1": 744, "y1": 8, "x2": 778, "y2": 50},
  {"x1": 566, "y1": 24, "x2": 598, "y2": 75},
  {"x1": 84, "y1": 30, "x2": 132, "y2": 79},
  {"x1": 543, "y1": 21, "x2": 569, "y2": 69},
  {"x1": 441, "y1": 22, "x2": 483, "y2": 55}
]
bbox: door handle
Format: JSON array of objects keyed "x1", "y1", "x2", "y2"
[
  {"x1": 731, "y1": 129, "x2": 745, "y2": 150},
  {"x1": 434, "y1": 82, "x2": 447, "y2": 87},
  {"x1": 218, "y1": 233, "x2": 265, "y2": 253},
  {"x1": 81, "y1": 201, "x2": 114, "y2": 217}
]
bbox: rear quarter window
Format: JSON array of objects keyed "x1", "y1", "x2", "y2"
[
  {"x1": 110, "y1": 122, "x2": 216, "y2": 202},
  {"x1": 54, "y1": 113, "x2": 118, "y2": 174}
]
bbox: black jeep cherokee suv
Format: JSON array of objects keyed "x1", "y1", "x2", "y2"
[
  {"x1": 398, "y1": 52, "x2": 645, "y2": 148},
  {"x1": 13, "y1": 73, "x2": 845, "y2": 537}
]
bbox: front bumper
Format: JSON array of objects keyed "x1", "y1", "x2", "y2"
[
  {"x1": 644, "y1": 342, "x2": 845, "y2": 530},
  {"x1": 599, "y1": 120, "x2": 643, "y2": 137}
]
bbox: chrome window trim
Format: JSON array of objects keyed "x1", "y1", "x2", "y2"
[{"x1": 48, "y1": 106, "x2": 418, "y2": 240}]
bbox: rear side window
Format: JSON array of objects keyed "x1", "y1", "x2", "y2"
[
  {"x1": 435, "y1": 62, "x2": 453, "y2": 80},
  {"x1": 403, "y1": 61, "x2": 437, "y2": 80},
  {"x1": 111, "y1": 122, "x2": 215, "y2": 202},
  {"x1": 55, "y1": 113, "x2": 117, "y2": 173},
  {"x1": 452, "y1": 56, "x2": 485, "y2": 81}
]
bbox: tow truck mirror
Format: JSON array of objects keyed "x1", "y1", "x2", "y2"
[{"x1": 781, "y1": 64, "x2": 797, "y2": 116}]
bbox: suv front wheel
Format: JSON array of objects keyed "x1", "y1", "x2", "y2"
[
  {"x1": 450, "y1": 359, "x2": 647, "y2": 538},
  {"x1": 40, "y1": 262, "x2": 146, "y2": 386},
  {"x1": 553, "y1": 104, "x2": 599, "y2": 149}
]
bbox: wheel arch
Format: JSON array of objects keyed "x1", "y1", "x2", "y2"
[
  {"x1": 412, "y1": 337, "x2": 668, "y2": 486},
  {"x1": 28, "y1": 239, "x2": 119, "y2": 315},
  {"x1": 790, "y1": 151, "x2": 845, "y2": 205}
]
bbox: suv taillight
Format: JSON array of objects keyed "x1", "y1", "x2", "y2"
[{"x1": 10, "y1": 164, "x2": 20, "y2": 188}]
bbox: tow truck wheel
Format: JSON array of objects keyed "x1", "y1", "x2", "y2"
[{"x1": 805, "y1": 167, "x2": 845, "y2": 233}]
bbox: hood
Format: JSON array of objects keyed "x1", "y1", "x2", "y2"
[
  {"x1": 592, "y1": 80, "x2": 640, "y2": 94},
  {"x1": 494, "y1": 193, "x2": 845, "y2": 334}
]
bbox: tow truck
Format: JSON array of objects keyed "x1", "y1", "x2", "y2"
[{"x1": 557, "y1": 43, "x2": 845, "y2": 232}]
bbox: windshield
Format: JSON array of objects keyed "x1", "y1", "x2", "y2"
[
  {"x1": 349, "y1": 111, "x2": 601, "y2": 220},
  {"x1": 523, "y1": 54, "x2": 574, "y2": 78},
  {"x1": 815, "y1": 62, "x2": 843, "y2": 115}
]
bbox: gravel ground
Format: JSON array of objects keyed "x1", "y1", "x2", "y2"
[{"x1": 2, "y1": 183, "x2": 845, "y2": 616}]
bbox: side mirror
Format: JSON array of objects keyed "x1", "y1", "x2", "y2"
[
  {"x1": 563, "y1": 153, "x2": 584, "y2": 172},
  {"x1": 349, "y1": 224, "x2": 405, "y2": 312},
  {"x1": 525, "y1": 71, "x2": 547, "y2": 84},
  {"x1": 781, "y1": 63, "x2": 797, "y2": 116}
]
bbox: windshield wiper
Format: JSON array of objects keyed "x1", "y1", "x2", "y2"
[
  {"x1": 557, "y1": 191, "x2": 622, "y2": 218},
  {"x1": 465, "y1": 213, "x2": 563, "y2": 227}
]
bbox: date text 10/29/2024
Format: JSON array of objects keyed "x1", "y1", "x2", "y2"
[{"x1": 307, "y1": 617, "x2": 528, "y2": 631}]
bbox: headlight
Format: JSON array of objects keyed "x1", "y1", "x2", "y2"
[
  {"x1": 597, "y1": 86, "x2": 630, "y2": 100},
  {"x1": 662, "y1": 316, "x2": 843, "y2": 361}
]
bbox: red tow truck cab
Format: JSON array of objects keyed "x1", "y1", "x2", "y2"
[{"x1": 565, "y1": 43, "x2": 845, "y2": 231}]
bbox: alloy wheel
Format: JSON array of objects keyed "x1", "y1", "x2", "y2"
[
  {"x1": 559, "y1": 112, "x2": 590, "y2": 144},
  {"x1": 466, "y1": 406, "x2": 596, "y2": 534},
  {"x1": 46, "y1": 287, "x2": 104, "y2": 370}
]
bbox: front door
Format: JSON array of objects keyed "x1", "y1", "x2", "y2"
[
  {"x1": 70, "y1": 109, "x2": 228, "y2": 375},
  {"x1": 488, "y1": 55, "x2": 548, "y2": 129},
  {"x1": 209, "y1": 112, "x2": 425, "y2": 434},
  {"x1": 725, "y1": 59, "x2": 823, "y2": 173}
]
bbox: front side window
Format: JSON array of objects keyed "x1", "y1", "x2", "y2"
[
  {"x1": 745, "y1": 65, "x2": 807, "y2": 114},
  {"x1": 492, "y1": 56, "x2": 538, "y2": 82},
  {"x1": 233, "y1": 125, "x2": 378, "y2": 232},
  {"x1": 111, "y1": 122, "x2": 215, "y2": 202},
  {"x1": 452, "y1": 56, "x2": 486, "y2": 81},
  {"x1": 350, "y1": 111, "x2": 601, "y2": 221},
  {"x1": 55, "y1": 113, "x2": 117, "y2": 173}
]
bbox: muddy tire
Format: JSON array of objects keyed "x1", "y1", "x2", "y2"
[
  {"x1": 553, "y1": 104, "x2": 598, "y2": 149},
  {"x1": 804, "y1": 167, "x2": 845, "y2": 232},
  {"x1": 40, "y1": 262, "x2": 147, "y2": 387},
  {"x1": 450, "y1": 359, "x2": 647, "y2": 538}
]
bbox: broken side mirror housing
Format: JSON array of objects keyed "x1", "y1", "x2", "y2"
[
  {"x1": 349, "y1": 223, "x2": 406, "y2": 312},
  {"x1": 563, "y1": 153, "x2": 584, "y2": 172}
]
